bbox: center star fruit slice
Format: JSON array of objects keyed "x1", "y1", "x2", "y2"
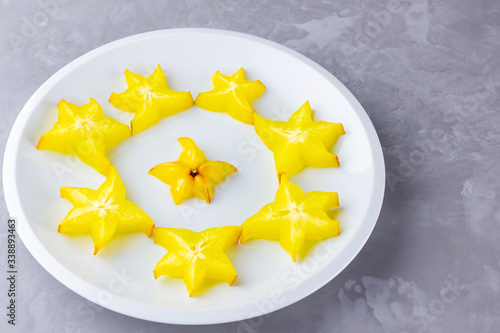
[{"x1": 148, "y1": 137, "x2": 237, "y2": 205}]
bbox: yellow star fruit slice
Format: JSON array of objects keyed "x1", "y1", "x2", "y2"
[
  {"x1": 194, "y1": 68, "x2": 266, "y2": 125},
  {"x1": 58, "y1": 166, "x2": 155, "y2": 255},
  {"x1": 153, "y1": 226, "x2": 241, "y2": 296},
  {"x1": 253, "y1": 101, "x2": 345, "y2": 180},
  {"x1": 148, "y1": 137, "x2": 237, "y2": 205},
  {"x1": 109, "y1": 65, "x2": 194, "y2": 135},
  {"x1": 36, "y1": 98, "x2": 131, "y2": 175},
  {"x1": 241, "y1": 175, "x2": 339, "y2": 262}
]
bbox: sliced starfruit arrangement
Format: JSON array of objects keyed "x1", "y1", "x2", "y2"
[
  {"x1": 149, "y1": 137, "x2": 237, "y2": 205},
  {"x1": 241, "y1": 175, "x2": 339, "y2": 262},
  {"x1": 195, "y1": 68, "x2": 266, "y2": 125},
  {"x1": 58, "y1": 166, "x2": 155, "y2": 255},
  {"x1": 109, "y1": 65, "x2": 193, "y2": 135},
  {"x1": 254, "y1": 101, "x2": 345, "y2": 180},
  {"x1": 153, "y1": 226, "x2": 241, "y2": 296},
  {"x1": 36, "y1": 98, "x2": 131, "y2": 175}
]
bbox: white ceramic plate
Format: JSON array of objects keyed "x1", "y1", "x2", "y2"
[{"x1": 3, "y1": 29, "x2": 384, "y2": 325}]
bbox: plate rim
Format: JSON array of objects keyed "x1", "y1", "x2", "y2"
[{"x1": 2, "y1": 28, "x2": 385, "y2": 325}]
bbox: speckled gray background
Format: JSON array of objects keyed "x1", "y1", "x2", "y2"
[{"x1": 1, "y1": 0, "x2": 499, "y2": 332}]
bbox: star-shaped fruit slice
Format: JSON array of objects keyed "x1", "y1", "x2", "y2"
[
  {"x1": 240, "y1": 175, "x2": 339, "y2": 262},
  {"x1": 109, "y1": 65, "x2": 194, "y2": 135},
  {"x1": 195, "y1": 68, "x2": 266, "y2": 125},
  {"x1": 153, "y1": 226, "x2": 241, "y2": 296},
  {"x1": 149, "y1": 137, "x2": 237, "y2": 205},
  {"x1": 58, "y1": 166, "x2": 155, "y2": 255},
  {"x1": 254, "y1": 101, "x2": 345, "y2": 180},
  {"x1": 36, "y1": 98, "x2": 131, "y2": 175}
]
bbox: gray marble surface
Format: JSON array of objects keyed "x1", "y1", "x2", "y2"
[{"x1": 1, "y1": 0, "x2": 499, "y2": 332}]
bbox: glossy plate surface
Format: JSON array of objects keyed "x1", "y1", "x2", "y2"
[{"x1": 3, "y1": 28, "x2": 385, "y2": 324}]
